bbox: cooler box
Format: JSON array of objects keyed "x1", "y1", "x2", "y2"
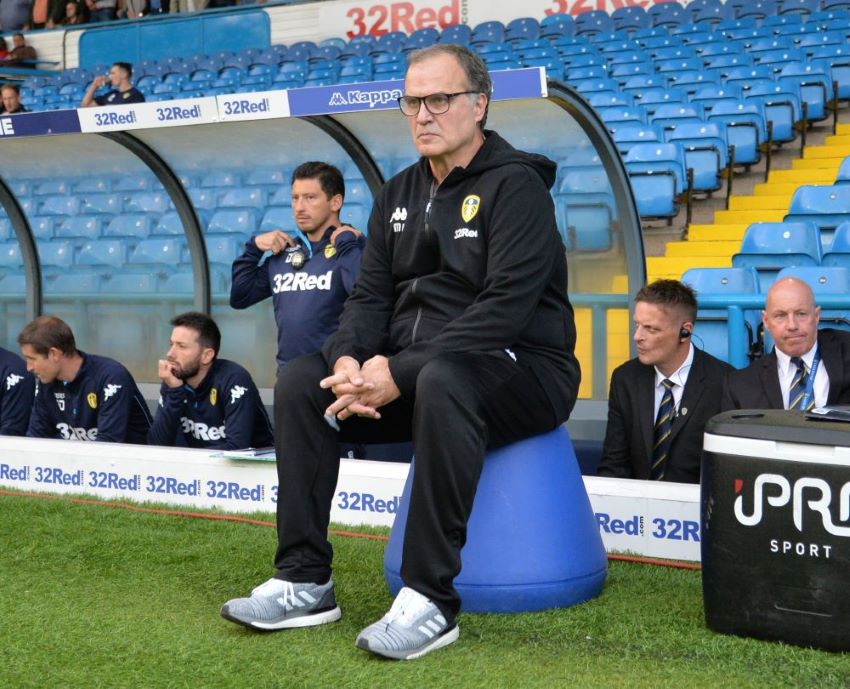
[{"x1": 701, "y1": 409, "x2": 850, "y2": 652}]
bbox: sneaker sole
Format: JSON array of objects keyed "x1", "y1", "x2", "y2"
[
  {"x1": 356, "y1": 624, "x2": 459, "y2": 660},
  {"x1": 221, "y1": 605, "x2": 341, "y2": 631}
]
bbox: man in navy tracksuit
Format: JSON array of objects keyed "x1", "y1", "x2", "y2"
[
  {"x1": 147, "y1": 312, "x2": 273, "y2": 450},
  {"x1": 0, "y1": 345, "x2": 34, "y2": 436},
  {"x1": 19, "y1": 316, "x2": 151, "y2": 443},
  {"x1": 222, "y1": 46, "x2": 580, "y2": 660},
  {"x1": 229, "y1": 161, "x2": 365, "y2": 369}
]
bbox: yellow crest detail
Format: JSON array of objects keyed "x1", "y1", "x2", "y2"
[
  {"x1": 324, "y1": 244, "x2": 337, "y2": 259},
  {"x1": 87, "y1": 392, "x2": 98, "y2": 409},
  {"x1": 210, "y1": 388, "x2": 218, "y2": 406},
  {"x1": 461, "y1": 195, "x2": 481, "y2": 223}
]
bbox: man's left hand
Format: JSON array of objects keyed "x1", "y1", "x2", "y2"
[
  {"x1": 323, "y1": 355, "x2": 400, "y2": 421},
  {"x1": 330, "y1": 224, "x2": 362, "y2": 245}
]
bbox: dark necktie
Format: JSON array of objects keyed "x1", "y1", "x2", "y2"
[
  {"x1": 788, "y1": 357, "x2": 812, "y2": 410},
  {"x1": 651, "y1": 379, "x2": 676, "y2": 481}
]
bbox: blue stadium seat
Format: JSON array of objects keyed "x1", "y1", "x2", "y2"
[
  {"x1": 784, "y1": 185, "x2": 850, "y2": 244},
  {"x1": 611, "y1": 6, "x2": 650, "y2": 32},
  {"x1": 0, "y1": 242, "x2": 22, "y2": 272},
  {"x1": 201, "y1": 170, "x2": 240, "y2": 188},
  {"x1": 743, "y1": 80, "x2": 801, "y2": 144},
  {"x1": 435, "y1": 23, "x2": 471, "y2": 45},
  {"x1": 540, "y1": 13, "x2": 576, "y2": 38},
  {"x1": 47, "y1": 271, "x2": 101, "y2": 294},
  {"x1": 732, "y1": 221, "x2": 823, "y2": 290},
  {"x1": 404, "y1": 28, "x2": 439, "y2": 51},
  {"x1": 821, "y1": 222, "x2": 850, "y2": 266},
  {"x1": 285, "y1": 41, "x2": 318, "y2": 62},
  {"x1": 635, "y1": 88, "x2": 688, "y2": 118},
  {"x1": 690, "y1": 83, "x2": 744, "y2": 114},
  {"x1": 649, "y1": 103, "x2": 705, "y2": 139},
  {"x1": 39, "y1": 195, "x2": 79, "y2": 216},
  {"x1": 625, "y1": 142, "x2": 689, "y2": 219},
  {"x1": 39, "y1": 241, "x2": 74, "y2": 270},
  {"x1": 777, "y1": 61, "x2": 833, "y2": 122},
  {"x1": 776, "y1": 0, "x2": 818, "y2": 16},
  {"x1": 371, "y1": 31, "x2": 406, "y2": 54},
  {"x1": 76, "y1": 240, "x2": 126, "y2": 269},
  {"x1": 124, "y1": 191, "x2": 171, "y2": 214},
  {"x1": 707, "y1": 100, "x2": 768, "y2": 167},
  {"x1": 470, "y1": 20, "x2": 506, "y2": 46},
  {"x1": 810, "y1": 45, "x2": 850, "y2": 100},
  {"x1": 205, "y1": 235, "x2": 244, "y2": 266},
  {"x1": 505, "y1": 17, "x2": 541, "y2": 45},
  {"x1": 104, "y1": 214, "x2": 154, "y2": 239},
  {"x1": 575, "y1": 11, "x2": 615, "y2": 37},
  {"x1": 80, "y1": 193, "x2": 122, "y2": 215},
  {"x1": 34, "y1": 179, "x2": 70, "y2": 196},
  {"x1": 73, "y1": 177, "x2": 110, "y2": 193},
  {"x1": 207, "y1": 209, "x2": 259, "y2": 235},
  {"x1": 30, "y1": 216, "x2": 55, "y2": 240},
  {"x1": 668, "y1": 122, "x2": 728, "y2": 194},
  {"x1": 682, "y1": 266, "x2": 761, "y2": 364},
  {"x1": 260, "y1": 206, "x2": 292, "y2": 232},
  {"x1": 612, "y1": 124, "x2": 662, "y2": 155},
  {"x1": 339, "y1": 203, "x2": 369, "y2": 231},
  {"x1": 649, "y1": 1, "x2": 688, "y2": 27},
  {"x1": 104, "y1": 273, "x2": 159, "y2": 294},
  {"x1": 188, "y1": 187, "x2": 219, "y2": 210},
  {"x1": 836, "y1": 156, "x2": 850, "y2": 184},
  {"x1": 219, "y1": 188, "x2": 267, "y2": 210},
  {"x1": 557, "y1": 170, "x2": 615, "y2": 251},
  {"x1": 55, "y1": 216, "x2": 104, "y2": 240},
  {"x1": 129, "y1": 237, "x2": 181, "y2": 268}
]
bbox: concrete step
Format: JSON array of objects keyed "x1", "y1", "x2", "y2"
[
  {"x1": 646, "y1": 255, "x2": 732, "y2": 280},
  {"x1": 804, "y1": 144, "x2": 850, "y2": 159},
  {"x1": 728, "y1": 194, "x2": 791, "y2": 211},
  {"x1": 767, "y1": 168, "x2": 836, "y2": 184},
  {"x1": 792, "y1": 157, "x2": 842, "y2": 170},
  {"x1": 665, "y1": 240, "x2": 741, "y2": 257},
  {"x1": 754, "y1": 182, "x2": 809, "y2": 196},
  {"x1": 713, "y1": 209, "x2": 786, "y2": 224},
  {"x1": 688, "y1": 224, "x2": 748, "y2": 241}
]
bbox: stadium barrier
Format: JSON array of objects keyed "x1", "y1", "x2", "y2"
[{"x1": 0, "y1": 434, "x2": 701, "y2": 561}]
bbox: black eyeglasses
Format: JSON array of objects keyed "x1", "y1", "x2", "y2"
[{"x1": 397, "y1": 91, "x2": 479, "y2": 116}]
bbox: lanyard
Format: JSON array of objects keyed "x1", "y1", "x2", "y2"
[{"x1": 800, "y1": 349, "x2": 821, "y2": 410}]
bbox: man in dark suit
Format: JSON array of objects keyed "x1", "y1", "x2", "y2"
[
  {"x1": 721, "y1": 277, "x2": 850, "y2": 411},
  {"x1": 598, "y1": 280, "x2": 732, "y2": 483}
]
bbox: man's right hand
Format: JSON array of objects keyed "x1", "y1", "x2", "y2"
[
  {"x1": 320, "y1": 356, "x2": 380, "y2": 421},
  {"x1": 157, "y1": 360, "x2": 182, "y2": 389},
  {"x1": 254, "y1": 230, "x2": 296, "y2": 254}
]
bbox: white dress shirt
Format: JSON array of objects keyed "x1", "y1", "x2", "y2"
[
  {"x1": 775, "y1": 342, "x2": 829, "y2": 409},
  {"x1": 653, "y1": 343, "x2": 694, "y2": 420}
]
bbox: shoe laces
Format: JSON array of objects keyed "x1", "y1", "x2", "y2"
[
  {"x1": 252, "y1": 578, "x2": 294, "y2": 603},
  {"x1": 385, "y1": 587, "x2": 431, "y2": 626}
]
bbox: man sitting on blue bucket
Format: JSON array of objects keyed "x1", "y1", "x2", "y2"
[{"x1": 220, "y1": 44, "x2": 581, "y2": 659}]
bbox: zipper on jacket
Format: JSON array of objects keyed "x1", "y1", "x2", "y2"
[{"x1": 411, "y1": 186, "x2": 437, "y2": 344}]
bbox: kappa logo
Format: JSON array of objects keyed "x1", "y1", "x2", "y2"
[
  {"x1": 454, "y1": 228, "x2": 479, "y2": 239},
  {"x1": 5, "y1": 373, "x2": 23, "y2": 391},
  {"x1": 103, "y1": 384, "x2": 122, "y2": 401},
  {"x1": 390, "y1": 207, "x2": 407, "y2": 233},
  {"x1": 230, "y1": 385, "x2": 247, "y2": 404},
  {"x1": 461, "y1": 195, "x2": 481, "y2": 223}
]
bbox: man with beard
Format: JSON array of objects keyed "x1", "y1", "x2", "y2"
[{"x1": 147, "y1": 312, "x2": 273, "y2": 450}]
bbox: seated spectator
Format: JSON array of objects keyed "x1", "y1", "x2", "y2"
[
  {"x1": 0, "y1": 345, "x2": 34, "y2": 436},
  {"x1": 117, "y1": 0, "x2": 145, "y2": 18},
  {"x1": 1, "y1": 3, "x2": 33, "y2": 33},
  {"x1": 147, "y1": 312, "x2": 274, "y2": 450},
  {"x1": 19, "y1": 315, "x2": 152, "y2": 443},
  {"x1": 29, "y1": 0, "x2": 66, "y2": 28},
  {"x1": 4, "y1": 33, "x2": 37, "y2": 66},
  {"x1": 83, "y1": 0, "x2": 116, "y2": 22},
  {"x1": 0, "y1": 84, "x2": 28, "y2": 114},
  {"x1": 55, "y1": 1, "x2": 86, "y2": 25},
  {"x1": 81, "y1": 61, "x2": 145, "y2": 107}
]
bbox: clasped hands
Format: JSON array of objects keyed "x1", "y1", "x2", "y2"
[{"x1": 320, "y1": 355, "x2": 400, "y2": 422}]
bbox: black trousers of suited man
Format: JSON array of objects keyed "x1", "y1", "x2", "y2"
[{"x1": 272, "y1": 349, "x2": 567, "y2": 623}]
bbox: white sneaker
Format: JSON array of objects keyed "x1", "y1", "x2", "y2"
[
  {"x1": 355, "y1": 587, "x2": 459, "y2": 660},
  {"x1": 221, "y1": 577, "x2": 341, "y2": 630}
]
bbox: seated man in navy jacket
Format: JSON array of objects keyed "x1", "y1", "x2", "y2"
[
  {"x1": 0, "y1": 345, "x2": 34, "y2": 435},
  {"x1": 19, "y1": 316, "x2": 152, "y2": 443},
  {"x1": 598, "y1": 280, "x2": 731, "y2": 483},
  {"x1": 147, "y1": 312, "x2": 273, "y2": 450}
]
